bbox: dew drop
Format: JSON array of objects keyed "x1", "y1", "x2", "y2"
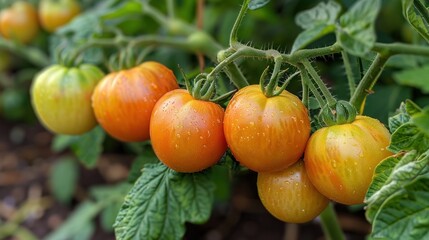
[
  {"x1": 175, "y1": 144, "x2": 179, "y2": 149},
  {"x1": 200, "y1": 136, "x2": 204, "y2": 140},
  {"x1": 176, "y1": 133, "x2": 181, "y2": 138},
  {"x1": 249, "y1": 121, "x2": 255, "y2": 126}
]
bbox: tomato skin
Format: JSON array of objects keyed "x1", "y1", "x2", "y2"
[
  {"x1": 0, "y1": 1, "x2": 39, "y2": 44},
  {"x1": 38, "y1": 0, "x2": 80, "y2": 32},
  {"x1": 150, "y1": 89, "x2": 227, "y2": 173},
  {"x1": 304, "y1": 116, "x2": 392, "y2": 205},
  {"x1": 257, "y1": 161, "x2": 329, "y2": 223},
  {"x1": 92, "y1": 61, "x2": 178, "y2": 142},
  {"x1": 31, "y1": 64, "x2": 104, "y2": 135},
  {"x1": 224, "y1": 85, "x2": 310, "y2": 173}
]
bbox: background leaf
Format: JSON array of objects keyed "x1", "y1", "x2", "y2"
[
  {"x1": 49, "y1": 157, "x2": 79, "y2": 204},
  {"x1": 295, "y1": 1, "x2": 341, "y2": 30},
  {"x1": 394, "y1": 64, "x2": 429, "y2": 93},
  {"x1": 402, "y1": 0, "x2": 429, "y2": 44},
  {"x1": 248, "y1": 0, "x2": 270, "y2": 10},
  {"x1": 336, "y1": 0, "x2": 381, "y2": 56}
]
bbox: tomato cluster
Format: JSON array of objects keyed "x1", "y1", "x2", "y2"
[
  {"x1": 31, "y1": 57, "x2": 391, "y2": 224},
  {"x1": 0, "y1": 0, "x2": 80, "y2": 44}
]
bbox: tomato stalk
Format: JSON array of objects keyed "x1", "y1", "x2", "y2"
[
  {"x1": 298, "y1": 64, "x2": 324, "y2": 107},
  {"x1": 341, "y1": 51, "x2": 356, "y2": 98},
  {"x1": 301, "y1": 59, "x2": 337, "y2": 107},
  {"x1": 319, "y1": 203, "x2": 346, "y2": 240},
  {"x1": 349, "y1": 53, "x2": 389, "y2": 113},
  {"x1": 229, "y1": 0, "x2": 250, "y2": 47}
]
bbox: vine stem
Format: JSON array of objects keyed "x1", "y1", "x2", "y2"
[
  {"x1": 166, "y1": 0, "x2": 175, "y2": 19},
  {"x1": 298, "y1": 64, "x2": 324, "y2": 107},
  {"x1": 341, "y1": 51, "x2": 356, "y2": 98},
  {"x1": 0, "y1": 38, "x2": 49, "y2": 67},
  {"x1": 301, "y1": 59, "x2": 337, "y2": 107},
  {"x1": 320, "y1": 203, "x2": 346, "y2": 240},
  {"x1": 349, "y1": 53, "x2": 389, "y2": 113},
  {"x1": 229, "y1": 0, "x2": 250, "y2": 46}
]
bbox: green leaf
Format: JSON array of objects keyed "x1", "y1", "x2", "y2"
[
  {"x1": 406, "y1": 99, "x2": 423, "y2": 116},
  {"x1": 248, "y1": 0, "x2": 270, "y2": 10},
  {"x1": 389, "y1": 123, "x2": 429, "y2": 153},
  {"x1": 127, "y1": 150, "x2": 159, "y2": 183},
  {"x1": 114, "y1": 163, "x2": 215, "y2": 240},
  {"x1": 394, "y1": 64, "x2": 429, "y2": 94},
  {"x1": 388, "y1": 102, "x2": 411, "y2": 134},
  {"x1": 295, "y1": 1, "x2": 341, "y2": 29},
  {"x1": 412, "y1": 107, "x2": 429, "y2": 135},
  {"x1": 51, "y1": 135, "x2": 79, "y2": 152},
  {"x1": 371, "y1": 173, "x2": 429, "y2": 239},
  {"x1": 101, "y1": 0, "x2": 143, "y2": 19},
  {"x1": 366, "y1": 150, "x2": 429, "y2": 222},
  {"x1": 336, "y1": 0, "x2": 381, "y2": 56},
  {"x1": 49, "y1": 157, "x2": 79, "y2": 204},
  {"x1": 402, "y1": 0, "x2": 429, "y2": 44},
  {"x1": 71, "y1": 127, "x2": 105, "y2": 168},
  {"x1": 291, "y1": 24, "x2": 336, "y2": 53},
  {"x1": 45, "y1": 201, "x2": 101, "y2": 240}
]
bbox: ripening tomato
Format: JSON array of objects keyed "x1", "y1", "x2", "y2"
[
  {"x1": 0, "y1": 1, "x2": 39, "y2": 44},
  {"x1": 258, "y1": 160, "x2": 329, "y2": 223},
  {"x1": 31, "y1": 64, "x2": 104, "y2": 135},
  {"x1": 150, "y1": 89, "x2": 227, "y2": 173},
  {"x1": 304, "y1": 116, "x2": 392, "y2": 205},
  {"x1": 38, "y1": 0, "x2": 81, "y2": 32},
  {"x1": 224, "y1": 85, "x2": 310, "y2": 173},
  {"x1": 92, "y1": 61, "x2": 178, "y2": 142}
]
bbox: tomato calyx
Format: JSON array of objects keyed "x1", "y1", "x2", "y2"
[
  {"x1": 182, "y1": 71, "x2": 235, "y2": 103},
  {"x1": 318, "y1": 100, "x2": 357, "y2": 126},
  {"x1": 259, "y1": 65, "x2": 300, "y2": 98}
]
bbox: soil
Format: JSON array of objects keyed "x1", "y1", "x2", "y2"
[{"x1": 0, "y1": 119, "x2": 370, "y2": 240}]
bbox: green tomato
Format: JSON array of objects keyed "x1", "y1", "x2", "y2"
[{"x1": 31, "y1": 64, "x2": 104, "y2": 135}]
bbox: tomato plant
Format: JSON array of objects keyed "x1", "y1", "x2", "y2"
[
  {"x1": 31, "y1": 64, "x2": 104, "y2": 135},
  {"x1": 38, "y1": 0, "x2": 81, "y2": 33},
  {"x1": 224, "y1": 85, "x2": 310, "y2": 172},
  {"x1": 257, "y1": 160, "x2": 329, "y2": 223},
  {"x1": 304, "y1": 116, "x2": 392, "y2": 205},
  {"x1": 3, "y1": 0, "x2": 429, "y2": 239},
  {"x1": 150, "y1": 89, "x2": 227, "y2": 173},
  {"x1": 92, "y1": 61, "x2": 178, "y2": 142},
  {"x1": 0, "y1": 1, "x2": 39, "y2": 44}
]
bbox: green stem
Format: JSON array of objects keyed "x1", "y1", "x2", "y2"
[
  {"x1": 0, "y1": 38, "x2": 49, "y2": 67},
  {"x1": 287, "y1": 43, "x2": 342, "y2": 63},
  {"x1": 350, "y1": 53, "x2": 389, "y2": 113},
  {"x1": 302, "y1": 59, "x2": 337, "y2": 106},
  {"x1": 298, "y1": 64, "x2": 324, "y2": 107},
  {"x1": 320, "y1": 203, "x2": 346, "y2": 240},
  {"x1": 264, "y1": 56, "x2": 282, "y2": 97},
  {"x1": 166, "y1": 0, "x2": 175, "y2": 19},
  {"x1": 341, "y1": 51, "x2": 356, "y2": 98},
  {"x1": 373, "y1": 42, "x2": 429, "y2": 56},
  {"x1": 229, "y1": 0, "x2": 250, "y2": 47},
  {"x1": 224, "y1": 64, "x2": 249, "y2": 88},
  {"x1": 302, "y1": 76, "x2": 309, "y2": 107}
]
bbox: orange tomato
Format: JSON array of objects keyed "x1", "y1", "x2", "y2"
[
  {"x1": 150, "y1": 89, "x2": 227, "y2": 173},
  {"x1": 92, "y1": 61, "x2": 178, "y2": 142},
  {"x1": 304, "y1": 116, "x2": 392, "y2": 205},
  {"x1": 257, "y1": 160, "x2": 329, "y2": 223},
  {"x1": 224, "y1": 85, "x2": 310, "y2": 172},
  {"x1": 0, "y1": 1, "x2": 39, "y2": 44}
]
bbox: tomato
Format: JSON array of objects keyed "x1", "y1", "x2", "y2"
[
  {"x1": 304, "y1": 116, "x2": 392, "y2": 205},
  {"x1": 0, "y1": 1, "x2": 39, "y2": 44},
  {"x1": 150, "y1": 89, "x2": 227, "y2": 173},
  {"x1": 92, "y1": 61, "x2": 178, "y2": 142},
  {"x1": 31, "y1": 64, "x2": 104, "y2": 135},
  {"x1": 224, "y1": 85, "x2": 310, "y2": 172},
  {"x1": 257, "y1": 160, "x2": 329, "y2": 223},
  {"x1": 38, "y1": 0, "x2": 81, "y2": 32}
]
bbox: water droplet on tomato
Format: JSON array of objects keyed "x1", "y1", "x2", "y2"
[
  {"x1": 216, "y1": 118, "x2": 221, "y2": 124},
  {"x1": 176, "y1": 133, "x2": 181, "y2": 138},
  {"x1": 249, "y1": 121, "x2": 255, "y2": 126},
  {"x1": 207, "y1": 130, "x2": 211, "y2": 137},
  {"x1": 203, "y1": 144, "x2": 207, "y2": 148},
  {"x1": 199, "y1": 136, "x2": 204, "y2": 140},
  {"x1": 175, "y1": 144, "x2": 179, "y2": 149}
]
